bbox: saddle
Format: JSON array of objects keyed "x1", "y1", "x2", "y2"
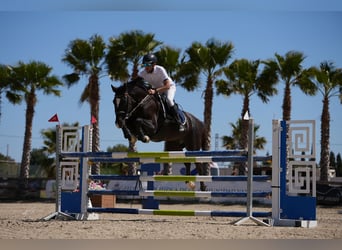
[{"x1": 157, "y1": 94, "x2": 186, "y2": 124}]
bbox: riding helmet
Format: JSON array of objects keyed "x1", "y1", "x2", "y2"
[{"x1": 142, "y1": 53, "x2": 157, "y2": 65}]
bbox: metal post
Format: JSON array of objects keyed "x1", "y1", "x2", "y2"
[
  {"x1": 234, "y1": 117, "x2": 270, "y2": 226},
  {"x1": 271, "y1": 120, "x2": 281, "y2": 224},
  {"x1": 79, "y1": 125, "x2": 89, "y2": 219}
]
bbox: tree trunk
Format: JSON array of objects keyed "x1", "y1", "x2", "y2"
[
  {"x1": 282, "y1": 81, "x2": 291, "y2": 121},
  {"x1": 20, "y1": 90, "x2": 35, "y2": 179},
  {"x1": 239, "y1": 94, "x2": 250, "y2": 175},
  {"x1": 240, "y1": 93, "x2": 250, "y2": 150},
  {"x1": 132, "y1": 63, "x2": 139, "y2": 80},
  {"x1": 90, "y1": 75, "x2": 101, "y2": 174},
  {"x1": 282, "y1": 81, "x2": 292, "y2": 179},
  {"x1": 320, "y1": 96, "x2": 330, "y2": 181},
  {"x1": 203, "y1": 77, "x2": 214, "y2": 149}
]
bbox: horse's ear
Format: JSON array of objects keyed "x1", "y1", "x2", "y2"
[{"x1": 111, "y1": 85, "x2": 117, "y2": 93}]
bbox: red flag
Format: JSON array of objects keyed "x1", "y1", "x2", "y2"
[
  {"x1": 48, "y1": 113, "x2": 59, "y2": 122},
  {"x1": 91, "y1": 115, "x2": 97, "y2": 124}
]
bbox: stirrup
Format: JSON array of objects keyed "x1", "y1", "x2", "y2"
[{"x1": 179, "y1": 124, "x2": 185, "y2": 131}]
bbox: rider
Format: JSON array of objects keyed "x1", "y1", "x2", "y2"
[{"x1": 138, "y1": 53, "x2": 185, "y2": 132}]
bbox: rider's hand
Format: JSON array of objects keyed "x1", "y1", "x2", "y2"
[{"x1": 148, "y1": 89, "x2": 156, "y2": 95}]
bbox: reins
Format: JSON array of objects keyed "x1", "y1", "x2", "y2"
[{"x1": 125, "y1": 93, "x2": 152, "y2": 120}]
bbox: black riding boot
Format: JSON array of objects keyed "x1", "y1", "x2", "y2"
[{"x1": 170, "y1": 105, "x2": 185, "y2": 131}]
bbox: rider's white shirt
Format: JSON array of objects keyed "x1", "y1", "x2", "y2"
[{"x1": 138, "y1": 65, "x2": 176, "y2": 88}]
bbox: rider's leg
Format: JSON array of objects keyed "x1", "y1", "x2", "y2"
[
  {"x1": 170, "y1": 104, "x2": 185, "y2": 131},
  {"x1": 166, "y1": 86, "x2": 185, "y2": 131}
]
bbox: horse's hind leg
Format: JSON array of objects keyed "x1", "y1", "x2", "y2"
[
  {"x1": 195, "y1": 162, "x2": 208, "y2": 191},
  {"x1": 163, "y1": 141, "x2": 182, "y2": 175},
  {"x1": 127, "y1": 138, "x2": 137, "y2": 175},
  {"x1": 185, "y1": 162, "x2": 195, "y2": 190},
  {"x1": 200, "y1": 181, "x2": 207, "y2": 191}
]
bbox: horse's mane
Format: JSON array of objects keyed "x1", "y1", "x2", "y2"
[
  {"x1": 113, "y1": 77, "x2": 151, "y2": 97},
  {"x1": 128, "y1": 77, "x2": 151, "y2": 92}
]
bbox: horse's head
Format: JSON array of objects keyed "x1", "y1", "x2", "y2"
[
  {"x1": 111, "y1": 84, "x2": 127, "y2": 128},
  {"x1": 111, "y1": 77, "x2": 151, "y2": 128}
]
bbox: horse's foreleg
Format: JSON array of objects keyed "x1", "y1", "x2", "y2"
[
  {"x1": 135, "y1": 118, "x2": 150, "y2": 143},
  {"x1": 122, "y1": 125, "x2": 132, "y2": 141}
]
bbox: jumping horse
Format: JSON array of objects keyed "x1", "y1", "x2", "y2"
[{"x1": 111, "y1": 77, "x2": 209, "y2": 191}]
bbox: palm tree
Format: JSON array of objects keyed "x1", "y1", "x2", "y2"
[
  {"x1": 29, "y1": 148, "x2": 55, "y2": 178},
  {"x1": 0, "y1": 65, "x2": 22, "y2": 122},
  {"x1": 0, "y1": 65, "x2": 9, "y2": 121},
  {"x1": 102, "y1": 144, "x2": 130, "y2": 175},
  {"x1": 155, "y1": 45, "x2": 182, "y2": 80},
  {"x1": 106, "y1": 30, "x2": 162, "y2": 175},
  {"x1": 106, "y1": 30, "x2": 162, "y2": 81},
  {"x1": 222, "y1": 119, "x2": 266, "y2": 151},
  {"x1": 222, "y1": 118, "x2": 266, "y2": 175},
  {"x1": 1, "y1": 61, "x2": 62, "y2": 179},
  {"x1": 177, "y1": 38, "x2": 234, "y2": 148},
  {"x1": 62, "y1": 34, "x2": 106, "y2": 174},
  {"x1": 216, "y1": 58, "x2": 278, "y2": 150},
  {"x1": 263, "y1": 51, "x2": 306, "y2": 121},
  {"x1": 301, "y1": 61, "x2": 342, "y2": 181}
]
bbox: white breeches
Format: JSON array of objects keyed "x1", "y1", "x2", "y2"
[{"x1": 166, "y1": 84, "x2": 176, "y2": 106}]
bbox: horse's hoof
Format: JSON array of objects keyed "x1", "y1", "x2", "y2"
[
  {"x1": 200, "y1": 184, "x2": 207, "y2": 191},
  {"x1": 186, "y1": 181, "x2": 196, "y2": 190},
  {"x1": 142, "y1": 136, "x2": 150, "y2": 143}
]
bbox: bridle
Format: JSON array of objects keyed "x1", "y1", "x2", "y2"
[
  {"x1": 114, "y1": 84, "x2": 152, "y2": 121},
  {"x1": 125, "y1": 94, "x2": 151, "y2": 120}
]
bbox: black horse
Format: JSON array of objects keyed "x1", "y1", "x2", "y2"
[{"x1": 111, "y1": 77, "x2": 209, "y2": 191}]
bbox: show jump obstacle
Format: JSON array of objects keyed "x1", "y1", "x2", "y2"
[{"x1": 44, "y1": 119, "x2": 317, "y2": 227}]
